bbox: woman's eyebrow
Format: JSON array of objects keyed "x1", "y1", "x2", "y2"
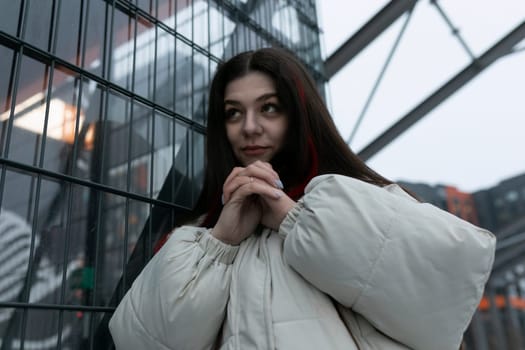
[
  {"x1": 224, "y1": 92, "x2": 278, "y2": 106},
  {"x1": 223, "y1": 99, "x2": 241, "y2": 106},
  {"x1": 255, "y1": 92, "x2": 278, "y2": 102}
]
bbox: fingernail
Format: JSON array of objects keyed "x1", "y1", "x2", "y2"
[
  {"x1": 275, "y1": 179, "x2": 284, "y2": 189},
  {"x1": 274, "y1": 190, "x2": 282, "y2": 199},
  {"x1": 221, "y1": 193, "x2": 225, "y2": 205}
]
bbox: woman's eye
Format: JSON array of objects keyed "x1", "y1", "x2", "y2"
[
  {"x1": 262, "y1": 103, "x2": 279, "y2": 113},
  {"x1": 225, "y1": 109, "x2": 241, "y2": 120}
]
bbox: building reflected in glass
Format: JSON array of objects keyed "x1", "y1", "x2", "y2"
[{"x1": 0, "y1": 1, "x2": 324, "y2": 348}]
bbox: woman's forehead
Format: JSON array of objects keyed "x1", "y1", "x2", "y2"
[{"x1": 224, "y1": 72, "x2": 277, "y2": 102}]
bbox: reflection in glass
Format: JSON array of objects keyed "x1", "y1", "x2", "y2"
[
  {"x1": 0, "y1": 1, "x2": 22, "y2": 36},
  {"x1": 102, "y1": 91, "x2": 132, "y2": 192},
  {"x1": 83, "y1": 0, "x2": 108, "y2": 76},
  {"x1": 70, "y1": 78, "x2": 103, "y2": 180},
  {"x1": 175, "y1": 39, "x2": 193, "y2": 118},
  {"x1": 111, "y1": 7, "x2": 138, "y2": 91},
  {"x1": 176, "y1": 0, "x2": 193, "y2": 40},
  {"x1": 193, "y1": 130, "x2": 205, "y2": 204},
  {"x1": 23, "y1": 1, "x2": 53, "y2": 51},
  {"x1": 153, "y1": 111, "x2": 175, "y2": 199},
  {"x1": 273, "y1": 4, "x2": 295, "y2": 44},
  {"x1": 55, "y1": 0, "x2": 84, "y2": 66},
  {"x1": 0, "y1": 45, "x2": 16, "y2": 155},
  {"x1": 129, "y1": 102, "x2": 153, "y2": 197},
  {"x1": 193, "y1": 49, "x2": 210, "y2": 125},
  {"x1": 0, "y1": 209, "x2": 34, "y2": 307},
  {"x1": 2, "y1": 55, "x2": 48, "y2": 165},
  {"x1": 41, "y1": 66, "x2": 84, "y2": 172},
  {"x1": 0, "y1": 0, "x2": 325, "y2": 347},
  {"x1": 133, "y1": 16, "x2": 157, "y2": 100},
  {"x1": 193, "y1": 1, "x2": 210, "y2": 49},
  {"x1": 154, "y1": 25, "x2": 177, "y2": 109},
  {"x1": 0, "y1": 173, "x2": 84, "y2": 348},
  {"x1": 173, "y1": 121, "x2": 191, "y2": 208}
]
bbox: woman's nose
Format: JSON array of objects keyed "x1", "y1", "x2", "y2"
[{"x1": 242, "y1": 111, "x2": 262, "y2": 135}]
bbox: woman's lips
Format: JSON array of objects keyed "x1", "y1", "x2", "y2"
[{"x1": 242, "y1": 146, "x2": 269, "y2": 156}]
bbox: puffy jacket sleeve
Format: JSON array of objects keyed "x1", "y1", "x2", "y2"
[
  {"x1": 279, "y1": 174, "x2": 496, "y2": 350},
  {"x1": 109, "y1": 226, "x2": 239, "y2": 350}
]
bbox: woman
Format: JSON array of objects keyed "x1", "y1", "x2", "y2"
[{"x1": 109, "y1": 48, "x2": 495, "y2": 350}]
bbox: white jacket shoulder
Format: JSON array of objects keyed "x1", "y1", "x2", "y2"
[{"x1": 280, "y1": 174, "x2": 496, "y2": 350}]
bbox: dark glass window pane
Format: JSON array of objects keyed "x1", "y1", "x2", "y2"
[
  {"x1": 192, "y1": 49, "x2": 210, "y2": 125},
  {"x1": 70, "y1": 78, "x2": 104, "y2": 180},
  {"x1": 23, "y1": 0, "x2": 54, "y2": 51},
  {"x1": 0, "y1": 174, "x2": 69, "y2": 316},
  {"x1": 1, "y1": 308, "x2": 97, "y2": 349},
  {"x1": 173, "y1": 121, "x2": 190, "y2": 207},
  {"x1": 154, "y1": 25, "x2": 176, "y2": 109},
  {"x1": 84, "y1": 189, "x2": 150, "y2": 306},
  {"x1": 130, "y1": 102, "x2": 153, "y2": 197},
  {"x1": 0, "y1": 169, "x2": 33, "y2": 220},
  {"x1": 137, "y1": 0, "x2": 155, "y2": 16},
  {"x1": 40, "y1": 65, "x2": 82, "y2": 173},
  {"x1": 0, "y1": 1, "x2": 22, "y2": 36},
  {"x1": 102, "y1": 91, "x2": 132, "y2": 192},
  {"x1": 105, "y1": 197, "x2": 150, "y2": 294},
  {"x1": 111, "y1": 8, "x2": 136, "y2": 90},
  {"x1": 5, "y1": 55, "x2": 48, "y2": 165},
  {"x1": 0, "y1": 309, "x2": 24, "y2": 349},
  {"x1": 83, "y1": 0, "x2": 108, "y2": 76},
  {"x1": 24, "y1": 177, "x2": 71, "y2": 304},
  {"x1": 0, "y1": 45, "x2": 16, "y2": 155},
  {"x1": 55, "y1": 0, "x2": 84, "y2": 66},
  {"x1": 152, "y1": 111, "x2": 174, "y2": 198},
  {"x1": 132, "y1": 16, "x2": 156, "y2": 100},
  {"x1": 0, "y1": 205, "x2": 33, "y2": 305},
  {"x1": 127, "y1": 199, "x2": 150, "y2": 252},
  {"x1": 174, "y1": 39, "x2": 192, "y2": 118},
  {"x1": 192, "y1": 130, "x2": 205, "y2": 206}
]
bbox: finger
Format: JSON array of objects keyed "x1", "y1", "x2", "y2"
[
  {"x1": 250, "y1": 160, "x2": 277, "y2": 177},
  {"x1": 224, "y1": 167, "x2": 245, "y2": 187},
  {"x1": 239, "y1": 163, "x2": 283, "y2": 190},
  {"x1": 231, "y1": 178, "x2": 284, "y2": 203},
  {"x1": 222, "y1": 167, "x2": 245, "y2": 200},
  {"x1": 251, "y1": 160, "x2": 274, "y2": 171},
  {"x1": 223, "y1": 175, "x2": 254, "y2": 204}
]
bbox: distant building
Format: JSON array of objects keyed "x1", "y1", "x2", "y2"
[
  {"x1": 401, "y1": 173, "x2": 525, "y2": 235},
  {"x1": 474, "y1": 173, "x2": 525, "y2": 235}
]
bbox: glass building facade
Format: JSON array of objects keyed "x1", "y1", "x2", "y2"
[{"x1": 0, "y1": 0, "x2": 324, "y2": 348}]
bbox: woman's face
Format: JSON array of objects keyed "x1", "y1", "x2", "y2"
[{"x1": 224, "y1": 71, "x2": 288, "y2": 166}]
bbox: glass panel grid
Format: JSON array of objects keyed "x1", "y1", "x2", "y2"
[{"x1": 0, "y1": 0, "x2": 325, "y2": 347}]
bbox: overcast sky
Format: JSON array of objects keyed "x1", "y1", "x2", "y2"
[{"x1": 318, "y1": 1, "x2": 525, "y2": 192}]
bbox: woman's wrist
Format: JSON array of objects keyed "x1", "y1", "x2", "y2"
[{"x1": 211, "y1": 227, "x2": 241, "y2": 246}]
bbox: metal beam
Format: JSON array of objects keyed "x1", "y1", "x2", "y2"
[
  {"x1": 323, "y1": 0, "x2": 417, "y2": 79},
  {"x1": 492, "y1": 242, "x2": 525, "y2": 275},
  {"x1": 358, "y1": 20, "x2": 525, "y2": 161},
  {"x1": 497, "y1": 231, "x2": 525, "y2": 251},
  {"x1": 487, "y1": 231, "x2": 525, "y2": 279},
  {"x1": 495, "y1": 216, "x2": 525, "y2": 240}
]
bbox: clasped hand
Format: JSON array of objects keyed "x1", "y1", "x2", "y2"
[{"x1": 212, "y1": 161, "x2": 296, "y2": 245}]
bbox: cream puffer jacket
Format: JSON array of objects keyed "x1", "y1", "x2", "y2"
[{"x1": 109, "y1": 175, "x2": 496, "y2": 350}]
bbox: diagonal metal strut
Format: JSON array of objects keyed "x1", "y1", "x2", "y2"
[
  {"x1": 323, "y1": 0, "x2": 417, "y2": 79},
  {"x1": 358, "y1": 20, "x2": 525, "y2": 161}
]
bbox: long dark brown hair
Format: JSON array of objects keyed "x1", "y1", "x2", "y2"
[{"x1": 188, "y1": 47, "x2": 394, "y2": 227}]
